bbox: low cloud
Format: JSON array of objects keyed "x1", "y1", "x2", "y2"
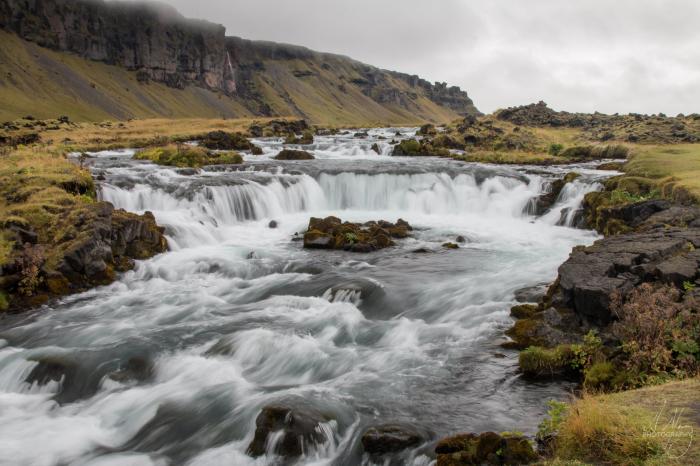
[{"x1": 147, "y1": 0, "x2": 700, "y2": 115}]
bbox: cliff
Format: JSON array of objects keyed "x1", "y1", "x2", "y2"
[{"x1": 0, "y1": 0, "x2": 479, "y2": 124}]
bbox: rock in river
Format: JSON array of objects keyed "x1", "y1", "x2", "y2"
[
  {"x1": 302, "y1": 216, "x2": 412, "y2": 252},
  {"x1": 247, "y1": 404, "x2": 333, "y2": 458}
]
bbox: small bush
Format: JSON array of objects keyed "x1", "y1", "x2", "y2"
[
  {"x1": 548, "y1": 143, "x2": 564, "y2": 156},
  {"x1": 583, "y1": 361, "x2": 615, "y2": 391},
  {"x1": 612, "y1": 284, "x2": 700, "y2": 383},
  {"x1": 17, "y1": 244, "x2": 45, "y2": 296}
]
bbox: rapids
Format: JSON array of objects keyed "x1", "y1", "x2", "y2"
[{"x1": 0, "y1": 128, "x2": 616, "y2": 466}]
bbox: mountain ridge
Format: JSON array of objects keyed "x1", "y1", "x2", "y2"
[{"x1": 0, "y1": 0, "x2": 479, "y2": 124}]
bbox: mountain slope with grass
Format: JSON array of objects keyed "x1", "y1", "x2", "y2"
[{"x1": 0, "y1": 0, "x2": 479, "y2": 125}]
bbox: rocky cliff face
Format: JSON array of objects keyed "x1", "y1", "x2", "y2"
[
  {"x1": 0, "y1": 0, "x2": 232, "y2": 91},
  {"x1": 0, "y1": 0, "x2": 479, "y2": 121},
  {"x1": 225, "y1": 36, "x2": 479, "y2": 118}
]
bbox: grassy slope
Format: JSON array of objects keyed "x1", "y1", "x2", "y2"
[
  {"x1": 550, "y1": 378, "x2": 700, "y2": 465},
  {"x1": 625, "y1": 144, "x2": 700, "y2": 201},
  {"x1": 0, "y1": 31, "x2": 463, "y2": 126},
  {"x1": 0, "y1": 31, "x2": 254, "y2": 122}
]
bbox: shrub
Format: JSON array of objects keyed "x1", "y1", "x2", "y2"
[
  {"x1": 612, "y1": 284, "x2": 700, "y2": 383},
  {"x1": 548, "y1": 143, "x2": 564, "y2": 156},
  {"x1": 569, "y1": 330, "x2": 604, "y2": 371},
  {"x1": 17, "y1": 244, "x2": 45, "y2": 296},
  {"x1": 583, "y1": 361, "x2": 615, "y2": 391}
]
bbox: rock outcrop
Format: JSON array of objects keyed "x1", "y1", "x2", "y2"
[
  {"x1": 0, "y1": 202, "x2": 168, "y2": 311},
  {"x1": 361, "y1": 424, "x2": 428, "y2": 456},
  {"x1": 552, "y1": 224, "x2": 700, "y2": 325},
  {"x1": 302, "y1": 217, "x2": 412, "y2": 252},
  {"x1": 0, "y1": 0, "x2": 232, "y2": 91}
]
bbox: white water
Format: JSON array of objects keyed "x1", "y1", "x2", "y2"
[{"x1": 0, "y1": 130, "x2": 615, "y2": 466}]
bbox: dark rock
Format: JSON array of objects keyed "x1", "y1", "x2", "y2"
[
  {"x1": 1, "y1": 0, "x2": 232, "y2": 92},
  {"x1": 247, "y1": 404, "x2": 332, "y2": 458},
  {"x1": 455, "y1": 235, "x2": 466, "y2": 243},
  {"x1": 268, "y1": 220, "x2": 278, "y2": 229},
  {"x1": 552, "y1": 227, "x2": 700, "y2": 324},
  {"x1": 26, "y1": 356, "x2": 77, "y2": 387},
  {"x1": 302, "y1": 216, "x2": 411, "y2": 252},
  {"x1": 371, "y1": 143, "x2": 381, "y2": 154},
  {"x1": 107, "y1": 357, "x2": 153, "y2": 383},
  {"x1": 250, "y1": 144, "x2": 263, "y2": 155},
  {"x1": 442, "y1": 242, "x2": 459, "y2": 249},
  {"x1": 526, "y1": 172, "x2": 580, "y2": 216},
  {"x1": 435, "y1": 432, "x2": 537, "y2": 465},
  {"x1": 275, "y1": 149, "x2": 314, "y2": 160},
  {"x1": 514, "y1": 283, "x2": 548, "y2": 303},
  {"x1": 200, "y1": 131, "x2": 252, "y2": 150},
  {"x1": 354, "y1": 131, "x2": 369, "y2": 138},
  {"x1": 361, "y1": 424, "x2": 426, "y2": 455}
]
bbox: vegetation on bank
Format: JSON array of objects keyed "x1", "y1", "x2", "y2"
[
  {"x1": 0, "y1": 145, "x2": 167, "y2": 311},
  {"x1": 133, "y1": 145, "x2": 242, "y2": 168},
  {"x1": 541, "y1": 378, "x2": 700, "y2": 465}
]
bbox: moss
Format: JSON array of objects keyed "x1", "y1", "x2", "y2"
[
  {"x1": 510, "y1": 304, "x2": 539, "y2": 319},
  {"x1": 0, "y1": 291, "x2": 9, "y2": 311},
  {"x1": 504, "y1": 318, "x2": 546, "y2": 349},
  {"x1": 519, "y1": 345, "x2": 575, "y2": 378},
  {"x1": 134, "y1": 145, "x2": 242, "y2": 167},
  {"x1": 394, "y1": 139, "x2": 421, "y2": 155}
]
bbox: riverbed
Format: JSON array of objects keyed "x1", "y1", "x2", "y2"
[{"x1": 0, "y1": 128, "x2": 613, "y2": 465}]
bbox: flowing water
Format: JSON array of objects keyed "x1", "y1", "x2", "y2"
[{"x1": 0, "y1": 129, "x2": 615, "y2": 466}]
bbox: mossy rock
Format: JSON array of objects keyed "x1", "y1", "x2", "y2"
[
  {"x1": 583, "y1": 361, "x2": 615, "y2": 390},
  {"x1": 518, "y1": 345, "x2": 575, "y2": 379},
  {"x1": 134, "y1": 145, "x2": 242, "y2": 168},
  {"x1": 275, "y1": 149, "x2": 314, "y2": 160},
  {"x1": 199, "y1": 131, "x2": 252, "y2": 151},
  {"x1": 510, "y1": 304, "x2": 539, "y2": 319},
  {"x1": 435, "y1": 431, "x2": 537, "y2": 465}
]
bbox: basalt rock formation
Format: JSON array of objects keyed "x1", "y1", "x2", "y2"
[
  {"x1": 0, "y1": 0, "x2": 231, "y2": 91},
  {"x1": 0, "y1": 0, "x2": 480, "y2": 123}
]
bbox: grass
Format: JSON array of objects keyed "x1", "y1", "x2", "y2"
[
  {"x1": 549, "y1": 378, "x2": 700, "y2": 465},
  {"x1": 625, "y1": 144, "x2": 700, "y2": 202},
  {"x1": 51, "y1": 117, "x2": 273, "y2": 152}
]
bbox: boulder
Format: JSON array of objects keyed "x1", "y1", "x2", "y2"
[
  {"x1": 371, "y1": 143, "x2": 381, "y2": 154},
  {"x1": 200, "y1": 131, "x2": 252, "y2": 151},
  {"x1": 361, "y1": 424, "x2": 426, "y2": 456},
  {"x1": 526, "y1": 172, "x2": 580, "y2": 216},
  {"x1": 275, "y1": 149, "x2": 314, "y2": 160},
  {"x1": 247, "y1": 404, "x2": 332, "y2": 458},
  {"x1": 435, "y1": 432, "x2": 537, "y2": 465},
  {"x1": 301, "y1": 217, "x2": 411, "y2": 252}
]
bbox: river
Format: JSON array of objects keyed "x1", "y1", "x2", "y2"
[{"x1": 0, "y1": 128, "x2": 613, "y2": 466}]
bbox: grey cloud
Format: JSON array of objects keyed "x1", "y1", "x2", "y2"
[{"x1": 135, "y1": 0, "x2": 700, "y2": 115}]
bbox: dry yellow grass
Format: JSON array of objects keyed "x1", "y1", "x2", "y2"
[
  {"x1": 46, "y1": 117, "x2": 278, "y2": 151},
  {"x1": 551, "y1": 378, "x2": 700, "y2": 466}
]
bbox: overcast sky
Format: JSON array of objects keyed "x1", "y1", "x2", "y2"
[{"x1": 153, "y1": 0, "x2": 700, "y2": 115}]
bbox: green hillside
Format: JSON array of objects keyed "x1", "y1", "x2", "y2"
[{"x1": 0, "y1": 31, "x2": 467, "y2": 126}]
